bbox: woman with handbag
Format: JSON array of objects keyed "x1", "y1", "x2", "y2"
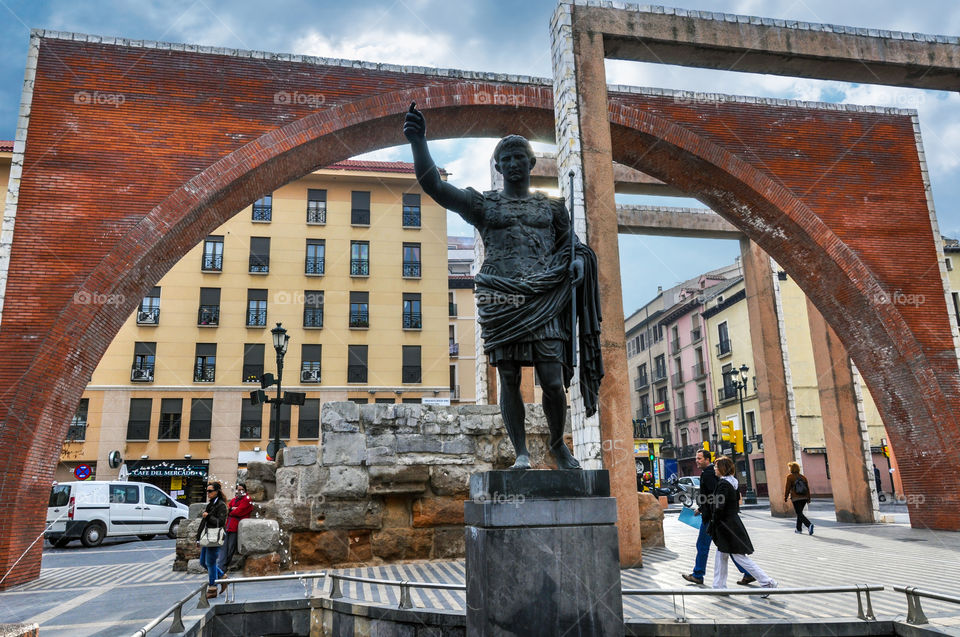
[
  {"x1": 196, "y1": 482, "x2": 228, "y2": 599},
  {"x1": 709, "y1": 456, "x2": 777, "y2": 593}
]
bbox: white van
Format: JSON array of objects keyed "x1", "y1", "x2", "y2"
[{"x1": 46, "y1": 480, "x2": 189, "y2": 547}]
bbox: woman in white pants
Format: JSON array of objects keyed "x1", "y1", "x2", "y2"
[{"x1": 709, "y1": 456, "x2": 777, "y2": 592}]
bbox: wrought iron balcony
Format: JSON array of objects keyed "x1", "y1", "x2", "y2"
[
  {"x1": 402, "y1": 210, "x2": 421, "y2": 227},
  {"x1": 402, "y1": 365, "x2": 422, "y2": 383},
  {"x1": 305, "y1": 256, "x2": 325, "y2": 275},
  {"x1": 653, "y1": 369, "x2": 668, "y2": 384},
  {"x1": 694, "y1": 400, "x2": 710, "y2": 415},
  {"x1": 306, "y1": 203, "x2": 326, "y2": 224},
  {"x1": 242, "y1": 364, "x2": 263, "y2": 383},
  {"x1": 349, "y1": 311, "x2": 369, "y2": 328},
  {"x1": 352, "y1": 209, "x2": 370, "y2": 225},
  {"x1": 672, "y1": 371, "x2": 684, "y2": 386},
  {"x1": 402, "y1": 261, "x2": 421, "y2": 278},
  {"x1": 716, "y1": 338, "x2": 732, "y2": 357},
  {"x1": 640, "y1": 406, "x2": 651, "y2": 419},
  {"x1": 137, "y1": 308, "x2": 160, "y2": 325},
  {"x1": 634, "y1": 376, "x2": 649, "y2": 391},
  {"x1": 690, "y1": 328, "x2": 702, "y2": 343},
  {"x1": 692, "y1": 362, "x2": 706, "y2": 379},
  {"x1": 252, "y1": 204, "x2": 272, "y2": 221},
  {"x1": 304, "y1": 308, "x2": 324, "y2": 328},
  {"x1": 350, "y1": 259, "x2": 369, "y2": 276},
  {"x1": 198, "y1": 305, "x2": 220, "y2": 326},
  {"x1": 249, "y1": 256, "x2": 269, "y2": 273},
  {"x1": 239, "y1": 423, "x2": 262, "y2": 440},
  {"x1": 247, "y1": 309, "x2": 267, "y2": 327},
  {"x1": 674, "y1": 407, "x2": 688, "y2": 422},
  {"x1": 449, "y1": 342, "x2": 460, "y2": 357},
  {"x1": 450, "y1": 385, "x2": 461, "y2": 400},
  {"x1": 347, "y1": 364, "x2": 367, "y2": 383},
  {"x1": 130, "y1": 364, "x2": 154, "y2": 382},
  {"x1": 717, "y1": 385, "x2": 738, "y2": 403},
  {"x1": 194, "y1": 364, "x2": 215, "y2": 383},
  {"x1": 670, "y1": 339, "x2": 681, "y2": 353},
  {"x1": 403, "y1": 312, "x2": 422, "y2": 329},
  {"x1": 201, "y1": 254, "x2": 222, "y2": 271}
]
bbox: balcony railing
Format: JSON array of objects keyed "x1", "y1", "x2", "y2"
[
  {"x1": 402, "y1": 210, "x2": 421, "y2": 227},
  {"x1": 640, "y1": 406, "x2": 651, "y2": 419},
  {"x1": 449, "y1": 342, "x2": 460, "y2": 357},
  {"x1": 716, "y1": 338, "x2": 732, "y2": 357},
  {"x1": 304, "y1": 308, "x2": 324, "y2": 328},
  {"x1": 450, "y1": 385, "x2": 461, "y2": 400},
  {"x1": 65, "y1": 424, "x2": 87, "y2": 442},
  {"x1": 674, "y1": 407, "x2": 688, "y2": 422},
  {"x1": 239, "y1": 423, "x2": 262, "y2": 440},
  {"x1": 306, "y1": 204, "x2": 326, "y2": 224},
  {"x1": 349, "y1": 311, "x2": 369, "y2": 328},
  {"x1": 198, "y1": 305, "x2": 220, "y2": 326},
  {"x1": 653, "y1": 369, "x2": 668, "y2": 384},
  {"x1": 658, "y1": 432, "x2": 673, "y2": 448},
  {"x1": 252, "y1": 204, "x2": 272, "y2": 221},
  {"x1": 402, "y1": 365, "x2": 422, "y2": 383},
  {"x1": 717, "y1": 385, "x2": 738, "y2": 403},
  {"x1": 201, "y1": 253, "x2": 222, "y2": 271},
  {"x1": 678, "y1": 443, "x2": 703, "y2": 459},
  {"x1": 694, "y1": 400, "x2": 709, "y2": 415},
  {"x1": 247, "y1": 309, "x2": 267, "y2": 327},
  {"x1": 131, "y1": 364, "x2": 154, "y2": 382},
  {"x1": 352, "y1": 210, "x2": 370, "y2": 225},
  {"x1": 403, "y1": 312, "x2": 422, "y2": 329},
  {"x1": 690, "y1": 328, "x2": 702, "y2": 343},
  {"x1": 300, "y1": 365, "x2": 322, "y2": 383},
  {"x1": 249, "y1": 257, "x2": 269, "y2": 273},
  {"x1": 350, "y1": 259, "x2": 369, "y2": 276},
  {"x1": 692, "y1": 362, "x2": 706, "y2": 379},
  {"x1": 670, "y1": 339, "x2": 681, "y2": 353},
  {"x1": 634, "y1": 376, "x2": 649, "y2": 391},
  {"x1": 402, "y1": 261, "x2": 421, "y2": 278},
  {"x1": 242, "y1": 364, "x2": 263, "y2": 383},
  {"x1": 671, "y1": 371, "x2": 683, "y2": 386},
  {"x1": 654, "y1": 398, "x2": 670, "y2": 414},
  {"x1": 305, "y1": 256, "x2": 325, "y2": 275},
  {"x1": 347, "y1": 364, "x2": 367, "y2": 383},
  {"x1": 194, "y1": 365, "x2": 216, "y2": 383},
  {"x1": 137, "y1": 307, "x2": 160, "y2": 325}
]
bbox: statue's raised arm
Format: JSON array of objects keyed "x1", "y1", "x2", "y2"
[{"x1": 403, "y1": 103, "x2": 476, "y2": 220}]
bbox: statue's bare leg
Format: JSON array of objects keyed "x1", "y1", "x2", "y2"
[
  {"x1": 536, "y1": 361, "x2": 582, "y2": 470},
  {"x1": 498, "y1": 362, "x2": 530, "y2": 470}
]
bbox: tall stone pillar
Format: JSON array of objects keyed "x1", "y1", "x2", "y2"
[
  {"x1": 806, "y1": 301, "x2": 880, "y2": 523},
  {"x1": 551, "y1": 2, "x2": 642, "y2": 566},
  {"x1": 740, "y1": 239, "x2": 799, "y2": 517}
]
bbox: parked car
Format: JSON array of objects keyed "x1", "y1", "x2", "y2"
[
  {"x1": 46, "y1": 480, "x2": 189, "y2": 548},
  {"x1": 678, "y1": 476, "x2": 701, "y2": 504}
]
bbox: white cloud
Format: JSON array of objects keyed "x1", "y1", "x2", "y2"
[{"x1": 292, "y1": 29, "x2": 456, "y2": 68}]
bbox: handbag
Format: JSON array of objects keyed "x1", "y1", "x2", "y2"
[{"x1": 199, "y1": 525, "x2": 224, "y2": 547}]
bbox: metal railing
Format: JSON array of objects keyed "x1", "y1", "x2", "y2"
[
  {"x1": 894, "y1": 586, "x2": 960, "y2": 625},
  {"x1": 198, "y1": 305, "x2": 219, "y2": 326},
  {"x1": 403, "y1": 312, "x2": 422, "y2": 329},
  {"x1": 249, "y1": 256, "x2": 269, "y2": 273},
  {"x1": 402, "y1": 210, "x2": 421, "y2": 227},
  {"x1": 252, "y1": 204, "x2": 272, "y2": 221},
  {"x1": 327, "y1": 572, "x2": 465, "y2": 610},
  {"x1": 352, "y1": 210, "x2": 370, "y2": 225},
  {"x1": 717, "y1": 386, "x2": 737, "y2": 403},
  {"x1": 671, "y1": 371, "x2": 683, "y2": 386},
  {"x1": 653, "y1": 370, "x2": 668, "y2": 383},
  {"x1": 402, "y1": 261, "x2": 421, "y2": 277},
  {"x1": 634, "y1": 376, "x2": 648, "y2": 391},
  {"x1": 691, "y1": 363, "x2": 706, "y2": 379},
  {"x1": 129, "y1": 582, "x2": 210, "y2": 636},
  {"x1": 622, "y1": 585, "x2": 883, "y2": 624},
  {"x1": 307, "y1": 204, "x2": 326, "y2": 224},
  {"x1": 690, "y1": 328, "x2": 702, "y2": 342},
  {"x1": 716, "y1": 338, "x2": 732, "y2": 357},
  {"x1": 350, "y1": 259, "x2": 369, "y2": 276},
  {"x1": 349, "y1": 311, "x2": 369, "y2": 328},
  {"x1": 449, "y1": 342, "x2": 460, "y2": 357},
  {"x1": 304, "y1": 308, "x2": 324, "y2": 328},
  {"x1": 201, "y1": 253, "x2": 222, "y2": 271},
  {"x1": 247, "y1": 308, "x2": 267, "y2": 327},
  {"x1": 305, "y1": 256, "x2": 325, "y2": 275}
]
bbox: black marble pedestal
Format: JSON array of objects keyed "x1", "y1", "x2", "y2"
[{"x1": 465, "y1": 470, "x2": 624, "y2": 637}]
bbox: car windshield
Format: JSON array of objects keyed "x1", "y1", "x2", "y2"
[{"x1": 49, "y1": 485, "x2": 70, "y2": 507}]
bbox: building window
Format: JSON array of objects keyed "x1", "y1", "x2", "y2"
[
  {"x1": 350, "y1": 291, "x2": 369, "y2": 328},
  {"x1": 66, "y1": 398, "x2": 89, "y2": 442},
  {"x1": 653, "y1": 354, "x2": 666, "y2": 381},
  {"x1": 158, "y1": 398, "x2": 182, "y2": 440},
  {"x1": 449, "y1": 324, "x2": 459, "y2": 357},
  {"x1": 194, "y1": 343, "x2": 216, "y2": 382},
  {"x1": 243, "y1": 343, "x2": 265, "y2": 383},
  {"x1": 189, "y1": 398, "x2": 212, "y2": 440},
  {"x1": 639, "y1": 393, "x2": 650, "y2": 419},
  {"x1": 349, "y1": 398, "x2": 369, "y2": 405},
  {"x1": 717, "y1": 321, "x2": 731, "y2": 357},
  {"x1": 403, "y1": 293, "x2": 422, "y2": 329},
  {"x1": 126, "y1": 398, "x2": 152, "y2": 441},
  {"x1": 952, "y1": 292, "x2": 960, "y2": 329},
  {"x1": 350, "y1": 241, "x2": 370, "y2": 276},
  {"x1": 307, "y1": 189, "x2": 326, "y2": 224},
  {"x1": 252, "y1": 193, "x2": 272, "y2": 221},
  {"x1": 306, "y1": 239, "x2": 325, "y2": 275},
  {"x1": 301, "y1": 344, "x2": 322, "y2": 383},
  {"x1": 348, "y1": 345, "x2": 368, "y2": 383},
  {"x1": 402, "y1": 193, "x2": 421, "y2": 227},
  {"x1": 202, "y1": 235, "x2": 223, "y2": 271},
  {"x1": 746, "y1": 411, "x2": 757, "y2": 439},
  {"x1": 269, "y1": 403, "x2": 291, "y2": 440},
  {"x1": 351, "y1": 191, "x2": 370, "y2": 225},
  {"x1": 137, "y1": 287, "x2": 161, "y2": 325},
  {"x1": 375, "y1": 398, "x2": 397, "y2": 404},
  {"x1": 247, "y1": 289, "x2": 267, "y2": 326},
  {"x1": 249, "y1": 237, "x2": 270, "y2": 273},
  {"x1": 298, "y1": 398, "x2": 320, "y2": 439},
  {"x1": 402, "y1": 345, "x2": 422, "y2": 383},
  {"x1": 240, "y1": 399, "x2": 262, "y2": 440},
  {"x1": 637, "y1": 363, "x2": 648, "y2": 388},
  {"x1": 303, "y1": 290, "x2": 324, "y2": 328},
  {"x1": 402, "y1": 243, "x2": 421, "y2": 278},
  {"x1": 132, "y1": 342, "x2": 156, "y2": 382},
  {"x1": 198, "y1": 287, "x2": 221, "y2": 326}
]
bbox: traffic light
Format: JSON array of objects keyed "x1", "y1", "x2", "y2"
[
  {"x1": 720, "y1": 420, "x2": 735, "y2": 442},
  {"x1": 881, "y1": 442, "x2": 890, "y2": 458},
  {"x1": 702, "y1": 441, "x2": 710, "y2": 452},
  {"x1": 648, "y1": 446, "x2": 655, "y2": 463},
  {"x1": 733, "y1": 430, "x2": 744, "y2": 454}
]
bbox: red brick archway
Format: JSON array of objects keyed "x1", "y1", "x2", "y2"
[{"x1": 1, "y1": 33, "x2": 957, "y2": 587}]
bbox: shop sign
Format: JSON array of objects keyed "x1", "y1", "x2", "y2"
[{"x1": 129, "y1": 460, "x2": 209, "y2": 478}]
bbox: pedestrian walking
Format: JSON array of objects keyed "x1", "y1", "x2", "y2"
[
  {"x1": 710, "y1": 456, "x2": 777, "y2": 592},
  {"x1": 196, "y1": 481, "x2": 227, "y2": 599},
  {"x1": 217, "y1": 482, "x2": 254, "y2": 591},
  {"x1": 681, "y1": 449, "x2": 754, "y2": 586},
  {"x1": 784, "y1": 461, "x2": 814, "y2": 535},
  {"x1": 874, "y1": 466, "x2": 886, "y2": 502}
]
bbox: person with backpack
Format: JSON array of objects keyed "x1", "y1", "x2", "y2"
[{"x1": 784, "y1": 462, "x2": 814, "y2": 535}]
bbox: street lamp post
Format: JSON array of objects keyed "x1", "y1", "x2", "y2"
[
  {"x1": 249, "y1": 324, "x2": 306, "y2": 462},
  {"x1": 729, "y1": 363, "x2": 758, "y2": 504}
]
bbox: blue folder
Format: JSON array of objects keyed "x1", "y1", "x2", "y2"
[{"x1": 678, "y1": 506, "x2": 701, "y2": 529}]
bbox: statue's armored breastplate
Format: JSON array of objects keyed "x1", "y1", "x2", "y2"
[{"x1": 479, "y1": 193, "x2": 556, "y2": 279}]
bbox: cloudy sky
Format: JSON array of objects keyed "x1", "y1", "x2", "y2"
[{"x1": 1, "y1": 0, "x2": 958, "y2": 314}]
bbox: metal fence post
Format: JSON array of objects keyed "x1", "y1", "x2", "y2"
[
  {"x1": 855, "y1": 585, "x2": 875, "y2": 621},
  {"x1": 196, "y1": 584, "x2": 210, "y2": 609},
  {"x1": 329, "y1": 575, "x2": 342, "y2": 600},
  {"x1": 905, "y1": 587, "x2": 929, "y2": 625},
  {"x1": 399, "y1": 580, "x2": 413, "y2": 609},
  {"x1": 168, "y1": 601, "x2": 185, "y2": 634}
]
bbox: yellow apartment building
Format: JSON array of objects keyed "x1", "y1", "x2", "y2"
[
  {"x1": 447, "y1": 236, "x2": 477, "y2": 404},
  {"x1": 57, "y1": 161, "x2": 451, "y2": 501}
]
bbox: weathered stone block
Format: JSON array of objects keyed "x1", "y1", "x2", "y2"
[
  {"x1": 440, "y1": 436, "x2": 475, "y2": 455},
  {"x1": 433, "y1": 527, "x2": 466, "y2": 559},
  {"x1": 245, "y1": 461, "x2": 277, "y2": 484},
  {"x1": 321, "y1": 466, "x2": 368, "y2": 498},
  {"x1": 274, "y1": 466, "x2": 300, "y2": 500},
  {"x1": 279, "y1": 445, "x2": 318, "y2": 467},
  {"x1": 412, "y1": 497, "x2": 466, "y2": 527},
  {"x1": 186, "y1": 558, "x2": 205, "y2": 574},
  {"x1": 369, "y1": 465, "x2": 429, "y2": 483},
  {"x1": 297, "y1": 463, "x2": 326, "y2": 498},
  {"x1": 639, "y1": 519, "x2": 665, "y2": 547},
  {"x1": 371, "y1": 528, "x2": 433, "y2": 561},
  {"x1": 238, "y1": 518, "x2": 281, "y2": 554},
  {"x1": 347, "y1": 529, "x2": 373, "y2": 562},
  {"x1": 244, "y1": 479, "x2": 267, "y2": 502},
  {"x1": 430, "y1": 465, "x2": 483, "y2": 496},
  {"x1": 290, "y1": 530, "x2": 349, "y2": 566},
  {"x1": 321, "y1": 432, "x2": 366, "y2": 465},
  {"x1": 459, "y1": 414, "x2": 494, "y2": 435},
  {"x1": 365, "y1": 445, "x2": 397, "y2": 466},
  {"x1": 397, "y1": 453, "x2": 474, "y2": 466},
  {"x1": 273, "y1": 497, "x2": 313, "y2": 532},
  {"x1": 396, "y1": 435, "x2": 442, "y2": 453},
  {"x1": 321, "y1": 401, "x2": 361, "y2": 432},
  {"x1": 379, "y1": 496, "x2": 411, "y2": 528},
  {"x1": 188, "y1": 503, "x2": 206, "y2": 519},
  {"x1": 637, "y1": 492, "x2": 664, "y2": 521},
  {"x1": 312, "y1": 499, "x2": 383, "y2": 530},
  {"x1": 176, "y1": 518, "x2": 202, "y2": 563},
  {"x1": 243, "y1": 552, "x2": 281, "y2": 577}
]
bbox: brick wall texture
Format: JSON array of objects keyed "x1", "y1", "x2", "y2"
[{"x1": 0, "y1": 33, "x2": 956, "y2": 588}]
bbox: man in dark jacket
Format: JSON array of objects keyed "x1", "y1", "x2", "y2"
[{"x1": 682, "y1": 449, "x2": 754, "y2": 585}]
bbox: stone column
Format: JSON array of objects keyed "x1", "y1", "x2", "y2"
[
  {"x1": 740, "y1": 239, "x2": 799, "y2": 517},
  {"x1": 209, "y1": 391, "x2": 242, "y2": 486},
  {"x1": 94, "y1": 389, "x2": 131, "y2": 480},
  {"x1": 806, "y1": 300, "x2": 880, "y2": 523},
  {"x1": 552, "y1": 1, "x2": 642, "y2": 565}
]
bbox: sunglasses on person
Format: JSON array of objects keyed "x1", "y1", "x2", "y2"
[{"x1": 206, "y1": 488, "x2": 216, "y2": 493}]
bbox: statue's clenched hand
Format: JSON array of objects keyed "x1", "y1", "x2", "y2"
[{"x1": 403, "y1": 102, "x2": 426, "y2": 143}]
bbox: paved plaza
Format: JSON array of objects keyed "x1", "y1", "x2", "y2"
[{"x1": 2, "y1": 500, "x2": 959, "y2": 636}]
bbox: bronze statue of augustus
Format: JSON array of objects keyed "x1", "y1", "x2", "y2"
[{"x1": 403, "y1": 103, "x2": 603, "y2": 470}]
